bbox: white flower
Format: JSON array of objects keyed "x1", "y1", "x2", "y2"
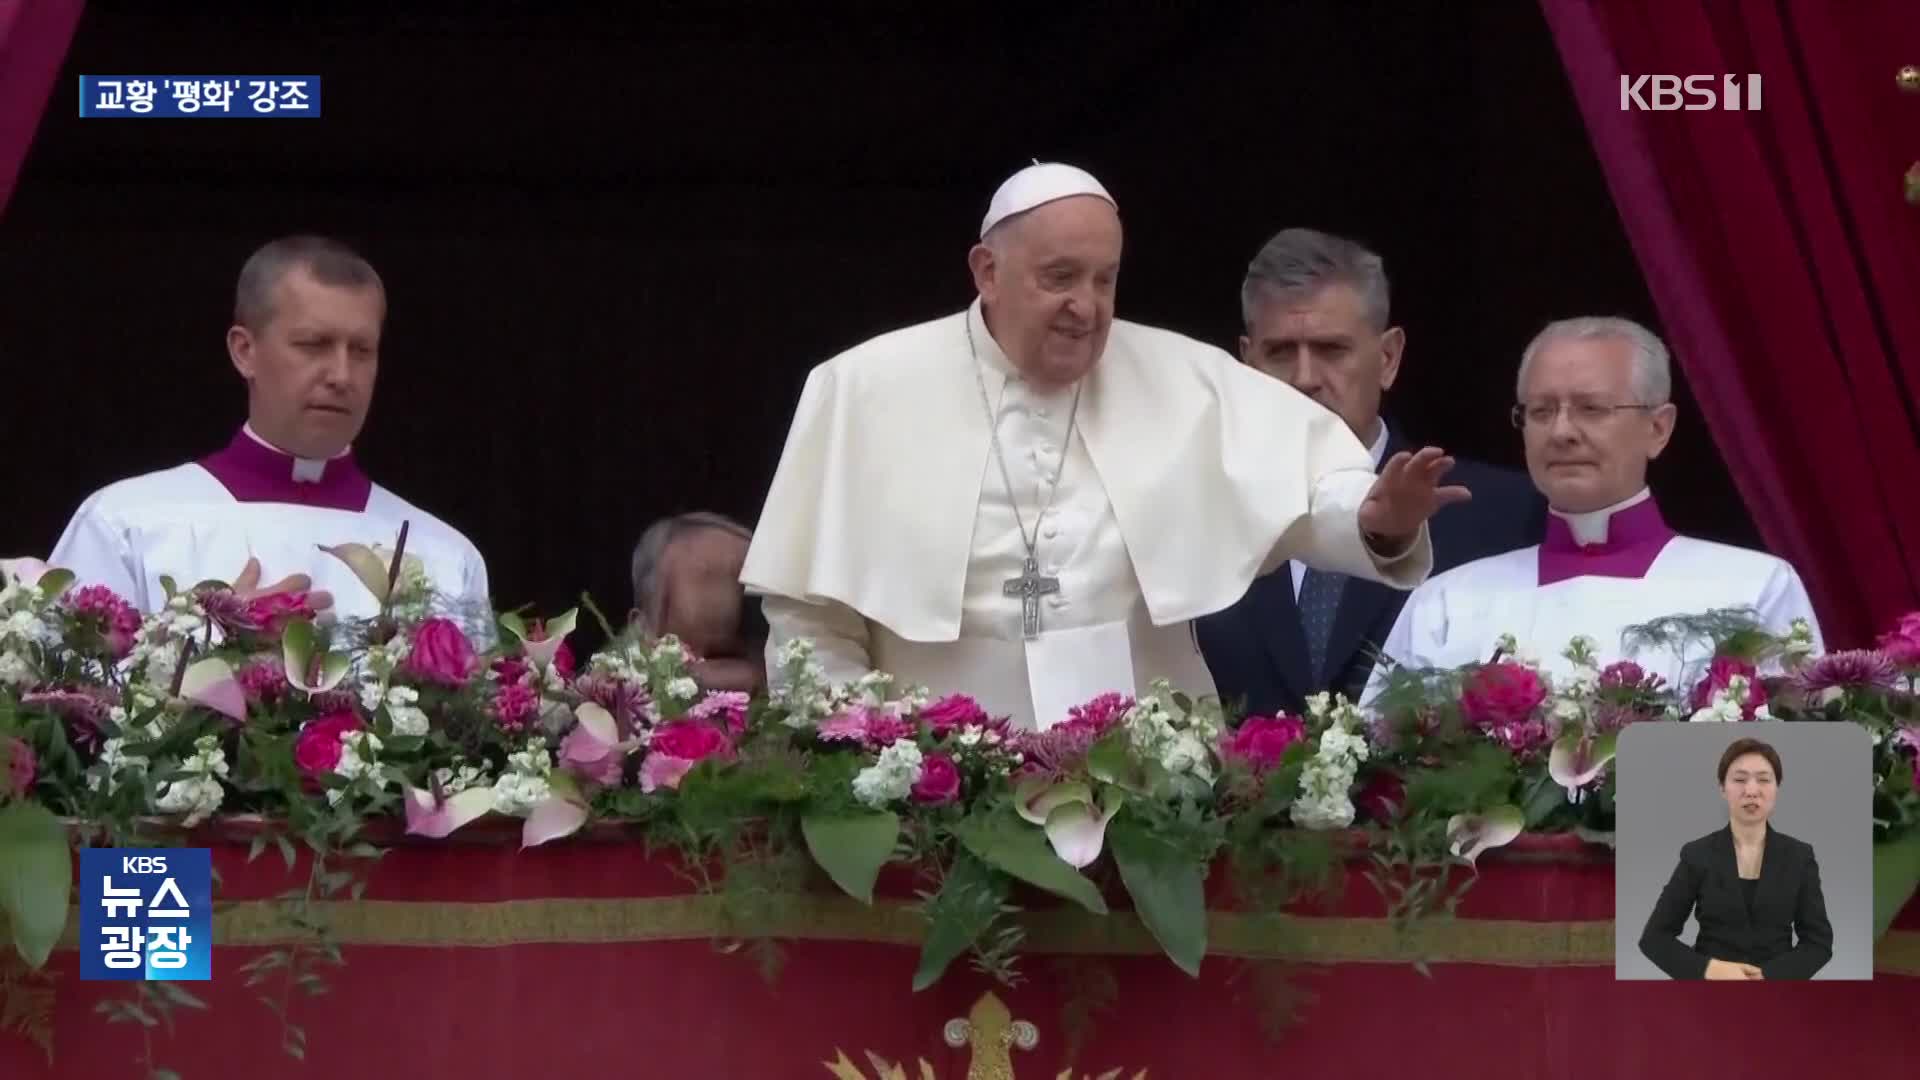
[
  {"x1": 154, "y1": 734, "x2": 230, "y2": 825},
  {"x1": 666, "y1": 677, "x2": 700, "y2": 701},
  {"x1": 957, "y1": 725, "x2": 984, "y2": 747},
  {"x1": 381, "y1": 685, "x2": 429, "y2": 737},
  {"x1": 1552, "y1": 697, "x2": 1586, "y2": 723},
  {"x1": 432, "y1": 762, "x2": 490, "y2": 795},
  {"x1": 0, "y1": 650, "x2": 34, "y2": 688},
  {"x1": 491, "y1": 771, "x2": 551, "y2": 816},
  {"x1": 1304, "y1": 692, "x2": 1332, "y2": 720},
  {"x1": 88, "y1": 736, "x2": 150, "y2": 793},
  {"x1": 1160, "y1": 732, "x2": 1214, "y2": 784},
  {"x1": 851, "y1": 738, "x2": 924, "y2": 808}
]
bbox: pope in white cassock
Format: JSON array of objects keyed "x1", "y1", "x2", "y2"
[
  {"x1": 48, "y1": 236, "x2": 491, "y2": 631},
  {"x1": 742, "y1": 163, "x2": 1474, "y2": 729},
  {"x1": 1365, "y1": 316, "x2": 1823, "y2": 700}
]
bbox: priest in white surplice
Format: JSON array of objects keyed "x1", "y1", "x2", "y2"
[
  {"x1": 1365, "y1": 317, "x2": 1823, "y2": 700},
  {"x1": 49, "y1": 236, "x2": 491, "y2": 631},
  {"x1": 742, "y1": 163, "x2": 1474, "y2": 729}
]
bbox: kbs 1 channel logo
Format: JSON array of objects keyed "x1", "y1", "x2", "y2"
[
  {"x1": 79, "y1": 849, "x2": 213, "y2": 981},
  {"x1": 1620, "y1": 74, "x2": 1762, "y2": 112},
  {"x1": 78, "y1": 76, "x2": 322, "y2": 118}
]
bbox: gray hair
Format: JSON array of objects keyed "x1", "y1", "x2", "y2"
[
  {"x1": 1240, "y1": 227, "x2": 1391, "y2": 331},
  {"x1": 234, "y1": 235, "x2": 384, "y2": 330},
  {"x1": 1516, "y1": 316, "x2": 1672, "y2": 405},
  {"x1": 629, "y1": 511, "x2": 753, "y2": 628}
]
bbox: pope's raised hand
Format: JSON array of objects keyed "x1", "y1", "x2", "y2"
[
  {"x1": 1357, "y1": 446, "x2": 1473, "y2": 549},
  {"x1": 230, "y1": 557, "x2": 336, "y2": 619}
]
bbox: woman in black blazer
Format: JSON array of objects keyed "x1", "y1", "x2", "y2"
[{"x1": 1638, "y1": 736, "x2": 1833, "y2": 980}]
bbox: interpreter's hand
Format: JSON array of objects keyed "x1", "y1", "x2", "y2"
[
  {"x1": 1704, "y1": 958, "x2": 1763, "y2": 980},
  {"x1": 689, "y1": 657, "x2": 767, "y2": 694},
  {"x1": 232, "y1": 557, "x2": 336, "y2": 619},
  {"x1": 1357, "y1": 446, "x2": 1473, "y2": 553}
]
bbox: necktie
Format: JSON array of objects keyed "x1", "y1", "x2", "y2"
[{"x1": 1297, "y1": 568, "x2": 1347, "y2": 686}]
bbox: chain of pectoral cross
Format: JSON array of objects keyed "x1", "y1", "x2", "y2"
[{"x1": 967, "y1": 316, "x2": 1083, "y2": 640}]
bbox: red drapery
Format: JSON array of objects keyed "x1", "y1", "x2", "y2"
[
  {"x1": 5, "y1": 831, "x2": 1919, "y2": 1079},
  {"x1": 0, "y1": 0, "x2": 84, "y2": 219},
  {"x1": 1538, "y1": 0, "x2": 1920, "y2": 648}
]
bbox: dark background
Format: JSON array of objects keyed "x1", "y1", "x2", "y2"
[{"x1": 0, "y1": 2, "x2": 1757, "y2": 650}]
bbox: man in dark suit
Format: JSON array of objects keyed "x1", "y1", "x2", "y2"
[{"x1": 1197, "y1": 228, "x2": 1546, "y2": 717}]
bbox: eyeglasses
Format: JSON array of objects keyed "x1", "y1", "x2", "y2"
[{"x1": 1510, "y1": 401, "x2": 1655, "y2": 429}]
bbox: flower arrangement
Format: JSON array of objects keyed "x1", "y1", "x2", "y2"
[{"x1": 3, "y1": 541, "x2": 1918, "y2": 1003}]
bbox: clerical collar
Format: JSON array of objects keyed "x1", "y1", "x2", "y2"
[
  {"x1": 967, "y1": 299, "x2": 1021, "y2": 380},
  {"x1": 200, "y1": 426, "x2": 373, "y2": 512},
  {"x1": 1364, "y1": 422, "x2": 1389, "y2": 468},
  {"x1": 1538, "y1": 488, "x2": 1676, "y2": 585}
]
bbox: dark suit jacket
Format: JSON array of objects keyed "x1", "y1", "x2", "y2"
[
  {"x1": 1196, "y1": 426, "x2": 1546, "y2": 717},
  {"x1": 1638, "y1": 825, "x2": 1833, "y2": 980}
]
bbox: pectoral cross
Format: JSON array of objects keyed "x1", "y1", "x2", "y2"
[{"x1": 1003, "y1": 555, "x2": 1061, "y2": 640}]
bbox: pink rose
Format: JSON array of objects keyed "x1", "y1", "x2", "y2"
[
  {"x1": 649, "y1": 720, "x2": 732, "y2": 763},
  {"x1": 1688, "y1": 656, "x2": 1768, "y2": 719},
  {"x1": 294, "y1": 712, "x2": 363, "y2": 778},
  {"x1": 921, "y1": 694, "x2": 989, "y2": 736},
  {"x1": 2, "y1": 736, "x2": 35, "y2": 798},
  {"x1": 1460, "y1": 662, "x2": 1548, "y2": 729},
  {"x1": 911, "y1": 753, "x2": 962, "y2": 805},
  {"x1": 1220, "y1": 714, "x2": 1308, "y2": 771},
  {"x1": 1878, "y1": 612, "x2": 1920, "y2": 670},
  {"x1": 237, "y1": 660, "x2": 291, "y2": 705},
  {"x1": 244, "y1": 590, "x2": 316, "y2": 636},
  {"x1": 402, "y1": 618, "x2": 478, "y2": 687}
]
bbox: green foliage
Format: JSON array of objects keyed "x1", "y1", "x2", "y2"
[
  {"x1": 0, "y1": 800, "x2": 70, "y2": 968},
  {"x1": 955, "y1": 808, "x2": 1108, "y2": 915},
  {"x1": 1108, "y1": 813, "x2": 1207, "y2": 977},
  {"x1": 801, "y1": 811, "x2": 900, "y2": 905},
  {"x1": 913, "y1": 849, "x2": 1016, "y2": 992}
]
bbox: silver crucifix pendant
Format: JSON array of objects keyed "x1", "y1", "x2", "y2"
[{"x1": 1003, "y1": 555, "x2": 1061, "y2": 640}]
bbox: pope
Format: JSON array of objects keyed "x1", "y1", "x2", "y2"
[{"x1": 742, "y1": 163, "x2": 1470, "y2": 728}]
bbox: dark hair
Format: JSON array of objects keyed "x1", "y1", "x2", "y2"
[
  {"x1": 234, "y1": 235, "x2": 383, "y2": 329},
  {"x1": 1717, "y1": 738, "x2": 1782, "y2": 785}
]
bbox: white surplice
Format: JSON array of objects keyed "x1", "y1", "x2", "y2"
[
  {"x1": 1364, "y1": 496, "x2": 1824, "y2": 703},
  {"x1": 49, "y1": 454, "x2": 491, "y2": 633},
  {"x1": 745, "y1": 299, "x2": 1435, "y2": 729}
]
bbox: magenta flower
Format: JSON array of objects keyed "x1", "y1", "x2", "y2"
[
  {"x1": 1460, "y1": 662, "x2": 1547, "y2": 729},
  {"x1": 401, "y1": 618, "x2": 478, "y2": 687},
  {"x1": 237, "y1": 659, "x2": 292, "y2": 706},
  {"x1": 63, "y1": 584, "x2": 142, "y2": 659},
  {"x1": 921, "y1": 694, "x2": 989, "y2": 735},
  {"x1": 294, "y1": 712, "x2": 362, "y2": 778},
  {"x1": 21, "y1": 688, "x2": 115, "y2": 750},
  {"x1": 1689, "y1": 656, "x2": 1768, "y2": 719},
  {"x1": 1877, "y1": 613, "x2": 1920, "y2": 670},
  {"x1": 1795, "y1": 650, "x2": 1899, "y2": 696},
  {"x1": 1220, "y1": 714, "x2": 1308, "y2": 772},
  {"x1": 1, "y1": 736, "x2": 34, "y2": 798},
  {"x1": 910, "y1": 753, "x2": 962, "y2": 805},
  {"x1": 489, "y1": 683, "x2": 540, "y2": 733},
  {"x1": 688, "y1": 691, "x2": 751, "y2": 735}
]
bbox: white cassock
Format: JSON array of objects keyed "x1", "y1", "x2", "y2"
[
  {"x1": 49, "y1": 426, "x2": 491, "y2": 634},
  {"x1": 742, "y1": 298, "x2": 1434, "y2": 729},
  {"x1": 1364, "y1": 487, "x2": 1824, "y2": 701}
]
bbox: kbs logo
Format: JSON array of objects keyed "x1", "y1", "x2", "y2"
[{"x1": 1620, "y1": 74, "x2": 1762, "y2": 111}]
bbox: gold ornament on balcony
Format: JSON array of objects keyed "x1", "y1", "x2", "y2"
[
  {"x1": 823, "y1": 991, "x2": 1146, "y2": 1079},
  {"x1": 1899, "y1": 65, "x2": 1920, "y2": 92}
]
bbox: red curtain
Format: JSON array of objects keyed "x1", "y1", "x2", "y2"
[
  {"x1": 1538, "y1": 0, "x2": 1920, "y2": 648},
  {"x1": 0, "y1": 0, "x2": 85, "y2": 219}
]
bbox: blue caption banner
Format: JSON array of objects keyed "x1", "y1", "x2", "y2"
[
  {"x1": 79, "y1": 848, "x2": 213, "y2": 981},
  {"x1": 78, "y1": 76, "x2": 322, "y2": 118}
]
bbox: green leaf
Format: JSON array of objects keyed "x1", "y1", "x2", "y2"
[
  {"x1": 275, "y1": 833, "x2": 296, "y2": 871},
  {"x1": 956, "y1": 812, "x2": 1108, "y2": 915},
  {"x1": 0, "y1": 800, "x2": 72, "y2": 968},
  {"x1": 912, "y1": 852, "x2": 1007, "y2": 992},
  {"x1": 1108, "y1": 815, "x2": 1207, "y2": 977},
  {"x1": 35, "y1": 569, "x2": 75, "y2": 597},
  {"x1": 153, "y1": 982, "x2": 206, "y2": 1010},
  {"x1": 800, "y1": 812, "x2": 899, "y2": 905},
  {"x1": 497, "y1": 611, "x2": 528, "y2": 643},
  {"x1": 1521, "y1": 773, "x2": 1567, "y2": 827},
  {"x1": 247, "y1": 832, "x2": 268, "y2": 864}
]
